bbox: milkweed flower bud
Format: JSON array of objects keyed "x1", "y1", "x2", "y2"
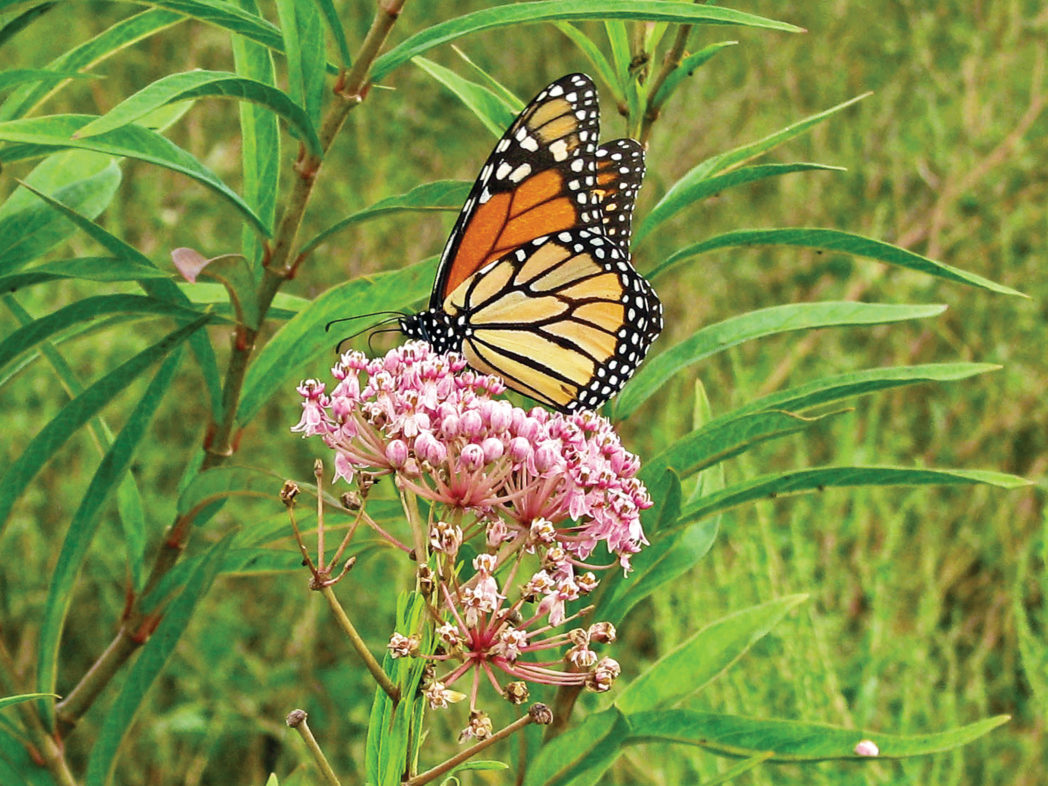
[{"x1": 854, "y1": 739, "x2": 880, "y2": 757}]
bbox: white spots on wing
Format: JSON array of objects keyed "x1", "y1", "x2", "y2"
[
  {"x1": 519, "y1": 135, "x2": 539, "y2": 152},
  {"x1": 509, "y1": 163, "x2": 532, "y2": 182},
  {"x1": 549, "y1": 139, "x2": 569, "y2": 161},
  {"x1": 479, "y1": 186, "x2": 492, "y2": 204},
  {"x1": 496, "y1": 161, "x2": 513, "y2": 180}
]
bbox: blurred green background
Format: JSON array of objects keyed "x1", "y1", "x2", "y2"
[{"x1": 1, "y1": 1, "x2": 1045, "y2": 783}]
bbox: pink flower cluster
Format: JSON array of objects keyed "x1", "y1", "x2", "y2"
[{"x1": 292, "y1": 341, "x2": 651, "y2": 570}]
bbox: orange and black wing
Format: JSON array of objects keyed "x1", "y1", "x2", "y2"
[
  {"x1": 430, "y1": 73, "x2": 603, "y2": 308},
  {"x1": 442, "y1": 228, "x2": 663, "y2": 412},
  {"x1": 594, "y1": 138, "x2": 645, "y2": 255}
]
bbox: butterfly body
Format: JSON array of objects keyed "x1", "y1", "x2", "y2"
[{"x1": 400, "y1": 74, "x2": 662, "y2": 412}]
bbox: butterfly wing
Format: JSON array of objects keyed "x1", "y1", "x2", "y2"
[
  {"x1": 431, "y1": 73, "x2": 603, "y2": 308},
  {"x1": 442, "y1": 228, "x2": 662, "y2": 411},
  {"x1": 595, "y1": 138, "x2": 645, "y2": 255}
]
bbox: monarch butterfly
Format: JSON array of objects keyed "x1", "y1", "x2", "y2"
[{"x1": 400, "y1": 73, "x2": 662, "y2": 412}]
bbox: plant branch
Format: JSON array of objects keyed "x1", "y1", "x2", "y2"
[
  {"x1": 405, "y1": 705, "x2": 553, "y2": 786},
  {"x1": 320, "y1": 585, "x2": 400, "y2": 702},
  {"x1": 52, "y1": 0, "x2": 413, "y2": 735},
  {"x1": 286, "y1": 709, "x2": 341, "y2": 786},
  {"x1": 639, "y1": 21, "x2": 693, "y2": 144}
]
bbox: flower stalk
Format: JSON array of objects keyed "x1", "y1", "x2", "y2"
[{"x1": 286, "y1": 709, "x2": 341, "y2": 786}]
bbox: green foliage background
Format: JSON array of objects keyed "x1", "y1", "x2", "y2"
[{"x1": 1, "y1": 1, "x2": 1045, "y2": 784}]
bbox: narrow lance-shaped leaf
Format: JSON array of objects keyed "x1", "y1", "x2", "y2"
[
  {"x1": 275, "y1": 0, "x2": 325, "y2": 132},
  {"x1": 642, "y1": 93, "x2": 870, "y2": 212},
  {"x1": 10, "y1": 179, "x2": 224, "y2": 415},
  {"x1": 309, "y1": 0, "x2": 351, "y2": 66},
  {"x1": 237, "y1": 258, "x2": 436, "y2": 424},
  {"x1": 0, "y1": 69, "x2": 96, "y2": 94},
  {"x1": 615, "y1": 302, "x2": 947, "y2": 419},
  {"x1": 623, "y1": 710, "x2": 1010, "y2": 762},
  {"x1": 413, "y1": 57, "x2": 518, "y2": 137},
  {"x1": 371, "y1": 1, "x2": 803, "y2": 82},
  {"x1": 0, "y1": 115, "x2": 269, "y2": 235},
  {"x1": 646, "y1": 363, "x2": 999, "y2": 481},
  {"x1": 522, "y1": 707, "x2": 630, "y2": 786},
  {"x1": 0, "y1": 152, "x2": 122, "y2": 273},
  {"x1": 233, "y1": 0, "x2": 280, "y2": 271},
  {"x1": 116, "y1": 0, "x2": 285, "y2": 51},
  {"x1": 84, "y1": 535, "x2": 232, "y2": 786},
  {"x1": 0, "y1": 294, "x2": 210, "y2": 375},
  {"x1": 74, "y1": 70, "x2": 321, "y2": 158},
  {"x1": 553, "y1": 23, "x2": 620, "y2": 103},
  {"x1": 0, "y1": 9, "x2": 184, "y2": 121},
  {"x1": 615, "y1": 595, "x2": 808, "y2": 714},
  {"x1": 0, "y1": 258, "x2": 171, "y2": 293},
  {"x1": 0, "y1": 2, "x2": 55, "y2": 50},
  {"x1": 676, "y1": 466, "x2": 1032, "y2": 531},
  {"x1": 650, "y1": 40, "x2": 738, "y2": 108},
  {"x1": 0, "y1": 317, "x2": 208, "y2": 534},
  {"x1": 651, "y1": 228, "x2": 1025, "y2": 296},
  {"x1": 633, "y1": 162, "x2": 843, "y2": 246},
  {"x1": 36, "y1": 348, "x2": 184, "y2": 730},
  {"x1": 0, "y1": 693, "x2": 58, "y2": 711},
  {"x1": 300, "y1": 182, "x2": 470, "y2": 258}
]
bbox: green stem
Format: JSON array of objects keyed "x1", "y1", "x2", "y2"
[
  {"x1": 321, "y1": 585, "x2": 400, "y2": 702},
  {"x1": 287, "y1": 709, "x2": 341, "y2": 786},
  {"x1": 639, "y1": 8, "x2": 702, "y2": 143}
]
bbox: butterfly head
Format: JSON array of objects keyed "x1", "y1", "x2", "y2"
[{"x1": 400, "y1": 308, "x2": 463, "y2": 355}]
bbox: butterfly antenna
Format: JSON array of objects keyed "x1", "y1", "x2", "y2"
[
  {"x1": 334, "y1": 315, "x2": 404, "y2": 354},
  {"x1": 367, "y1": 326, "x2": 403, "y2": 355},
  {"x1": 325, "y1": 310, "x2": 405, "y2": 333}
]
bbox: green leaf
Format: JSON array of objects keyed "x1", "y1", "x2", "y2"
[
  {"x1": 120, "y1": 0, "x2": 284, "y2": 51},
  {"x1": 237, "y1": 257, "x2": 436, "y2": 424},
  {"x1": 624, "y1": 710, "x2": 1010, "y2": 761},
  {"x1": 232, "y1": 0, "x2": 280, "y2": 270},
  {"x1": 730, "y1": 362, "x2": 1000, "y2": 418},
  {"x1": 700, "y1": 754, "x2": 774, "y2": 785},
  {"x1": 645, "y1": 410, "x2": 836, "y2": 483},
  {"x1": 75, "y1": 70, "x2": 320, "y2": 158},
  {"x1": 0, "y1": 294, "x2": 210, "y2": 376},
  {"x1": 275, "y1": 0, "x2": 326, "y2": 132},
  {"x1": 645, "y1": 363, "x2": 997, "y2": 481},
  {"x1": 7, "y1": 179, "x2": 224, "y2": 415},
  {"x1": 0, "y1": 9, "x2": 185, "y2": 121},
  {"x1": 0, "y1": 317, "x2": 207, "y2": 534},
  {"x1": 0, "y1": 692, "x2": 58, "y2": 711},
  {"x1": 651, "y1": 227, "x2": 1025, "y2": 296},
  {"x1": 653, "y1": 93, "x2": 870, "y2": 197},
  {"x1": 0, "y1": 3, "x2": 56, "y2": 50},
  {"x1": 634, "y1": 162, "x2": 843, "y2": 246},
  {"x1": 0, "y1": 725, "x2": 55, "y2": 786},
  {"x1": 553, "y1": 23, "x2": 620, "y2": 100},
  {"x1": 604, "y1": 20, "x2": 631, "y2": 81},
  {"x1": 616, "y1": 595, "x2": 808, "y2": 714},
  {"x1": 650, "y1": 41, "x2": 738, "y2": 108},
  {"x1": 0, "y1": 158, "x2": 122, "y2": 273},
  {"x1": 413, "y1": 57, "x2": 518, "y2": 137},
  {"x1": 36, "y1": 348, "x2": 184, "y2": 730},
  {"x1": 0, "y1": 115, "x2": 268, "y2": 235},
  {"x1": 676, "y1": 466, "x2": 1033, "y2": 531},
  {"x1": 371, "y1": 2, "x2": 803, "y2": 82},
  {"x1": 615, "y1": 302, "x2": 947, "y2": 418},
  {"x1": 0, "y1": 257, "x2": 171, "y2": 292},
  {"x1": 0, "y1": 68, "x2": 96, "y2": 94},
  {"x1": 309, "y1": 0, "x2": 351, "y2": 66},
  {"x1": 301, "y1": 182, "x2": 469, "y2": 258},
  {"x1": 522, "y1": 707, "x2": 629, "y2": 786},
  {"x1": 85, "y1": 535, "x2": 231, "y2": 786}
]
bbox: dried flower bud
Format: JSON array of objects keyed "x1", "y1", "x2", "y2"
[
  {"x1": 417, "y1": 565, "x2": 435, "y2": 595},
  {"x1": 577, "y1": 572, "x2": 599, "y2": 594},
  {"x1": 567, "y1": 628, "x2": 590, "y2": 647},
  {"x1": 280, "y1": 480, "x2": 300, "y2": 507},
  {"x1": 436, "y1": 622, "x2": 463, "y2": 649},
  {"x1": 588, "y1": 621, "x2": 616, "y2": 643},
  {"x1": 340, "y1": 491, "x2": 362, "y2": 511},
  {"x1": 503, "y1": 681, "x2": 530, "y2": 704},
  {"x1": 430, "y1": 520, "x2": 463, "y2": 555},
  {"x1": 585, "y1": 656, "x2": 621, "y2": 693},
  {"x1": 529, "y1": 703, "x2": 554, "y2": 725},
  {"x1": 568, "y1": 645, "x2": 598, "y2": 669}
]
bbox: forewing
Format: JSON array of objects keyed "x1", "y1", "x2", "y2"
[
  {"x1": 444, "y1": 229, "x2": 662, "y2": 411},
  {"x1": 432, "y1": 73, "x2": 603, "y2": 307}
]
